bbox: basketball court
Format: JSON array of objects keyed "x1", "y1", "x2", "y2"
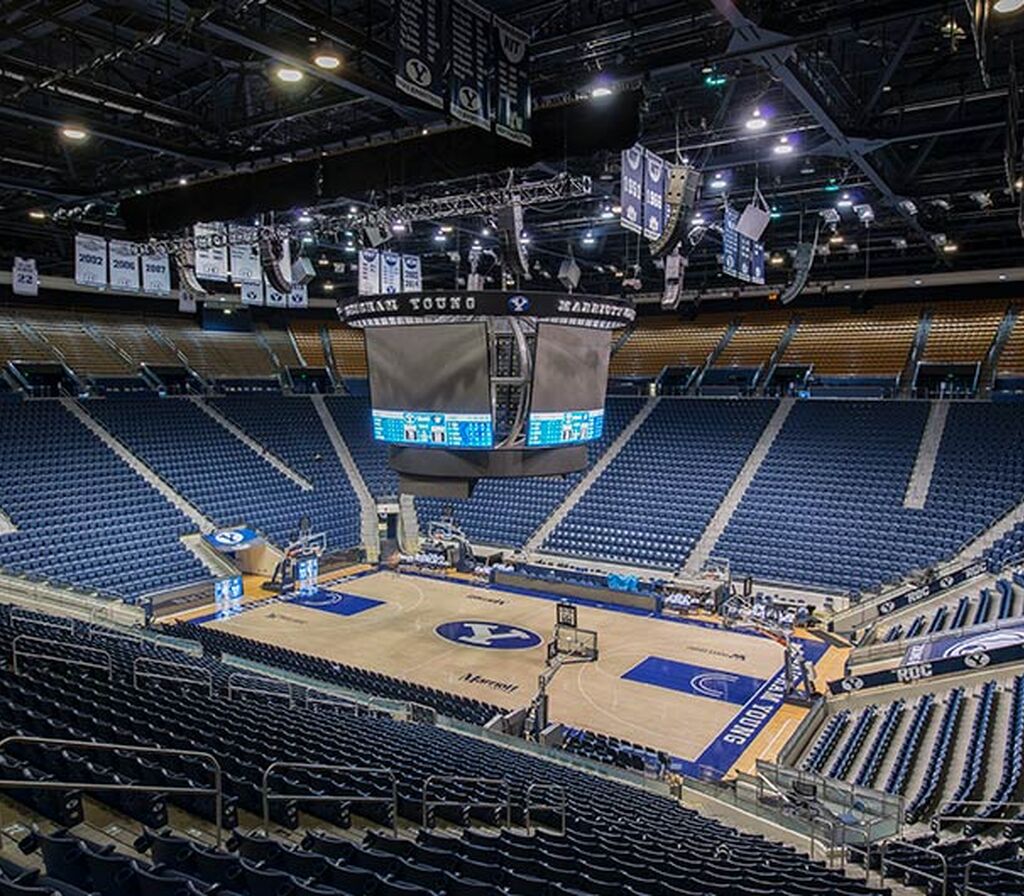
[{"x1": 195, "y1": 569, "x2": 842, "y2": 777}]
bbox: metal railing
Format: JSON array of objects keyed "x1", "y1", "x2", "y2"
[
  {"x1": 12, "y1": 635, "x2": 112, "y2": 680},
  {"x1": 964, "y1": 860, "x2": 1024, "y2": 896},
  {"x1": 0, "y1": 736, "x2": 224, "y2": 847},
  {"x1": 10, "y1": 607, "x2": 75, "y2": 633},
  {"x1": 524, "y1": 783, "x2": 566, "y2": 834},
  {"x1": 260, "y1": 762, "x2": 397, "y2": 834},
  {"x1": 132, "y1": 657, "x2": 213, "y2": 697},
  {"x1": 227, "y1": 671, "x2": 296, "y2": 708},
  {"x1": 935, "y1": 799, "x2": 1024, "y2": 831},
  {"x1": 880, "y1": 839, "x2": 947, "y2": 896},
  {"x1": 421, "y1": 776, "x2": 511, "y2": 829}
]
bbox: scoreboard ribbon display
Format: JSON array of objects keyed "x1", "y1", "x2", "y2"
[
  {"x1": 527, "y1": 409, "x2": 605, "y2": 447},
  {"x1": 372, "y1": 409, "x2": 494, "y2": 448}
]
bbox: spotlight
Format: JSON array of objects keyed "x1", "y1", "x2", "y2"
[
  {"x1": 421, "y1": 127, "x2": 429, "y2": 136},
  {"x1": 439, "y1": 224, "x2": 454, "y2": 234},
  {"x1": 348, "y1": 205, "x2": 358, "y2": 214},
  {"x1": 994, "y1": 0, "x2": 1024, "y2": 13},
  {"x1": 433, "y1": 230, "x2": 446, "y2": 242},
  {"x1": 691, "y1": 212, "x2": 705, "y2": 225},
  {"x1": 829, "y1": 233, "x2": 844, "y2": 245},
  {"x1": 999, "y1": 273, "x2": 1009, "y2": 281},
  {"x1": 519, "y1": 233, "x2": 531, "y2": 245},
  {"x1": 344, "y1": 243, "x2": 356, "y2": 253},
  {"x1": 177, "y1": 176, "x2": 189, "y2": 186},
  {"x1": 710, "y1": 172, "x2": 727, "y2": 189},
  {"x1": 298, "y1": 213, "x2": 313, "y2": 224},
  {"x1": 745, "y1": 107, "x2": 768, "y2": 131},
  {"x1": 317, "y1": 256, "x2": 329, "y2": 267},
  {"x1": 589, "y1": 76, "x2": 614, "y2": 98},
  {"x1": 28, "y1": 209, "x2": 47, "y2": 220},
  {"x1": 60, "y1": 125, "x2": 88, "y2": 141},
  {"x1": 323, "y1": 281, "x2": 335, "y2": 292},
  {"x1": 313, "y1": 51, "x2": 341, "y2": 70},
  {"x1": 773, "y1": 135, "x2": 794, "y2": 155},
  {"x1": 837, "y1": 192, "x2": 853, "y2": 209},
  {"x1": 275, "y1": 66, "x2": 304, "y2": 83},
  {"x1": 391, "y1": 221, "x2": 407, "y2": 234},
  {"x1": 913, "y1": 278, "x2": 923, "y2": 286},
  {"x1": 600, "y1": 206, "x2": 615, "y2": 219},
  {"x1": 611, "y1": 204, "x2": 622, "y2": 214},
  {"x1": 942, "y1": 242, "x2": 959, "y2": 254},
  {"x1": 581, "y1": 230, "x2": 596, "y2": 245},
  {"x1": 769, "y1": 253, "x2": 785, "y2": 266},
  {"x1": 481, "y1": 226, "x2": 492, "y2": 237}
]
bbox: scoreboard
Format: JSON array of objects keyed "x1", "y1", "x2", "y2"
[{"x1": 372, "y1": 410, "x2": 494, "y2": 448}]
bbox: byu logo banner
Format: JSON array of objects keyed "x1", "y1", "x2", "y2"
[
  {"x1": 449, "y1": 0, "x2": 492, "y2": 132},
  {"x1": 12, "y1": 257, "x2": 38, "y2": 297},
  {"x1": 142, "y1": 252, "x2": 171, "y2": 296},
  {"x1": 358, "y1": 249, "x2": 381, "y2": 296},
  {"x1": 265, "y1": 279, "x2": 288, "y2": 308},
  {"x1": 288, "y1": 282, "x2": 309, "y2": 309},
  {"x1": 401, "y1": 255, "x2": 422, "y2": 292},
  {"x1": 395, "y1": 0, "x2": 445, "y2": 109},
  {"x1": 620, "y1": 145, "x2": 644, "y2": 234},
  {"x1": 642, "y1": 149, "x2": 666, "y2": 240},
  {"x1": 380, "y1": 251, "x2": 402, "y2": 294},
  {"x1": 108, "y1": 240, "x2": 140, "y2": 292},
  {"x1": 435, "y1": 620, "x2": 542, "y2": 650},
  {"x1": 240, "y1": 279, "x2": 264, "y2": 306},
  {"x1": 493, "y1": 15, "x2": 531, "y2": 146},
  {"x1": 75, "y1": 234, "x2": 108, "y2": 287}
]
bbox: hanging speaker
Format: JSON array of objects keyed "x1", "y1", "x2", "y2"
[
  {"x1": 497, "y1": 200, "x2": 531, "y2": 280},
  {"x1": 172, "y1": 248, "x2": 207, "y2": 295},
  {"x1": 649, "y1": 165, "x2": 702, "y2": 258},
  {"x1": 291, "y1": 257, "x2": 316, "y2": 286},
  {"x1": 557, "y1": 257, "x2": 581, "y2": 292},
  {"x1": 260, "y1": 234, "x2": 292, "y2": 294},
  {"x1": 780, "y1": 242, "x2": 816, "y2": 305},
  {"x1": 736, "y1": 203, "x2": 771, "y2": 242}
]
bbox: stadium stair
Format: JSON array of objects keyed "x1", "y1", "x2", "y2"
[
  {"x1": 60, "y1": 397, "x2": 214, "y2": 536},
  {"x1": 190, "y1": 397, "x2": 313, "y2": 491},
  {"x1": 683, "y1": 396, "x2": 795, "y2": 574},
  {"x1": 979, "y1": 305, "x2": 1019, "y2": 397},
  {"x1": 311, "y1": 394, "x2": 381, "y2": 561},
  {"x1": 899, "y1": 310, "x2": 930, "y2": 397},
  {"x1": 902, "y1": 401, "x2": 949, "y2": 510},
  {"x1": 759, "y1": 315, "x2": 801, "y2": 394},
  {"x1": 0, "y1": 506, "x2": 15, "y2": 535},
  {"x1": 524, "y1": 397, "x2": 660, "y2": 554}
]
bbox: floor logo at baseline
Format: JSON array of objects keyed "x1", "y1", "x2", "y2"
[{"x1": 435, "y1": 621, "x2": 542, "y2": 650}]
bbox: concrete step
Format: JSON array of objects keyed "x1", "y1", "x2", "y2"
[{"x1": 904, "y1": 401, "x2": 949, "y2": 509}]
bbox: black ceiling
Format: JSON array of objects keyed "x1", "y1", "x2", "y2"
[{"x1": 4, "y1": 0, "x2": 1024, "y2": 300}]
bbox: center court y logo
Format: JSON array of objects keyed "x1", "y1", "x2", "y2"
[
  {"x1": 435, "y1": 621, "x2": 541, "y2": 650},
  {"x1": 507, "y1": 294, "x2": 530, "y2": 313},
  {"x1": 213, "y1": 530, "x2": 245, "y2": 546}
]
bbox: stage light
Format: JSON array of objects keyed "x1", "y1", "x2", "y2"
[
  {"x1": 298, "y1": 213, "x2": 313, "y2": 224},
  {"x1": 519, "y1": 232, "x2": 531, "y2": 245},
  {"x1": 913, "y1": 278, "x2": 923, "y2": 286},
  {"x1": 943, "y1": 242, "x2": 959, "y2": 253},
  {"x1": 301, "y1": 235, "x2": 314, "y2": 244},
  {"x1": 745, "y1": 107, "x2": 768, "y2": 131},
  {"x1": 481, "y1": 226, "x2": 492, "y2": 236},
  {"x1": 994, "y1": 0, "x2": 1024, "y2": 13},
  {"x1": 28, "y1": 209, "x2": 46, "y2": 220},
  {"x1": 60, "y1": 125, "x2": 88, "y2": 141},
  {"x1": 829, "y1": 233, "x2": 844, "y2": 245},
  {"x1": 611, "y1": 203, "x2": 622, "y2": 214},
  {"x1": 600, "y1": 206, "x2": 615, "y2": 219},
  {"x1": 323, "y1": 281, "x2": 335, "y2": 291},
  {"x1": 313, "y1": 51, "x2": 341, "y2": 70},
  {"x1": 769, "y1": 205, "x2": 782, "y2": 220},
  {"x1": 433, "y1": 230, "x2": 446, "y2": 242},
  {"x1": 391, "y1": 221, "x2": 406, "y2": 234},
  {"x1": 582, "y1": 230, "x2": 596, "y2": 245},
  {"x1": 439, "y1": 224, "x2": 454, "y2": 234},
  {"x1": 999, "y1": 273, "x2": 1009, "y2": 280},
  {"x1": 837, "y1": 192, "x2": 853, "y2": 208},
  {"x1": 317, "y1": 256, "x2": 329, "y2": 266},
  {"x1": 471, "y1": 240, "x2": 482, "y2": 250},
  {"x1": 691, "y1": 211, "x2": 705, "y2": 225},
  {"x1": 421, "y1": 127, "x2": 429, "y2": 135},
  {"x1": 134, "y1": 187, "x2": 143, "y2": 195},
  {"x1": 348, "y1": 205, "x2": 358, "y2": 214},
  {"x1": 704, "y1": 70, "x2": 727, "y2": 87},
  {"x1": 769, "y1": 253, "x2": 785, "y2": 266},
  {"x1": 177, "y1": 176, "x2": 188, "y2": 186},
  {"x1": 773, "y1": 135, "x2": 793, "y2": 155},
  {"x1": 589, "y1": 75, "x2": 614, "y2": 98},
  {"x1": 710, "y1": 172, "x2": 727, "y2": 189},
  {"x1": 344, "y1": 243, "x2": 356, "y2": 253},
  {"x1": 275, "y1": 66, "x2": 304, "y2": 83}
]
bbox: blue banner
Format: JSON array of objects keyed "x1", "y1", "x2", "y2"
[
  {"x1": 904, "y1": 621, "x2": 1024, "y2": 665},
  {"x1": 620, "y1": 144, "x2": 644, "y2": 234},
  {"x1": 204, "y1": 527, "x2": 262, "y2": 552},
  {"x1": 642, "y1": 149, "x2": 666, "y2": 240},
  {"x1": 722, "y1": 207, "x2": 766, "y2": 285}
]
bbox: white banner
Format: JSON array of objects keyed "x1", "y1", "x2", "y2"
[
  {"x1": 380, "y1": 251, "x2": 402, "y2": 294},
  {"x1": 74, "y1": 234, "x2": 108, "y2": 288},
  {"x1": 194, "y1": 222, "x2": 229, "y2": 281},
  {"x1": 178, "y1": 291, "x2": 197, "y2": 314},
  {"x1": 288, "y1": 282, "x2": 309, "y2": 309},
  {"x1": 229, "y1": 227, "x2": 261, "y2": 283},
  {"x1": 358, "y1": 249, "x2": 381, "y2": 295},
  {"x1": 108, "y1": 240, "x2": 140, "y2": 292},
  {"x1": 240, "y1": 280, "x2": 264, "y2": 306},
  {"x1": 141, "y1": 252, "x2": 171, "y2": 296},
  {"x1": 265, "y1": 278, "x2": 288, "y2": 308},
  {"x1": 401, "y1": 254, "x2": 422, "y2": 292},
  {"x1": 12, "y1": 257, "x2": 38, "y2": 297}
]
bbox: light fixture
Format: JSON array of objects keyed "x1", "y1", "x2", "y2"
[
  {"x1": 301, "y1": 235, "x2": 314, "y2": 244},
  {"x1": 481, "y1": 226, "x2": 492, "y2": 237},
  {"x1": 843, "y1": 284, "x2": 852, "y2": 290},
  {"x1": 134, "y1": 187, "x2": 143, "y2": 195},
  {"x1": 704, "y1": 70, "x2": 727, "y2": 88},
  {"x1": 439, "y1": 224, "x2": 454, "y2": 234},
  {"x1": 913, "y1": 278, "x2": 923, "y2": 286},
  {"x1": 769, "y1": 205, "x2": 782, "y2": 220},
  {"x1": 298, "y1": 213, "x2": 313, "y2": 224},
  {"x1": 745, "y1": 107, "x2": 768, "y2": 131},
  {"x1": 433, "y1": 230, "x2": 446, "y2": 242},
  {"x1": 994, "y1": 0, "x2": 1024, "y2": 13},
  {"x1": 999, "y1": 273, "x2": 1009, "y2": 281},
  {"x1": 582, "y1": 230, "x2": 596, "y2": 245},
  {"x1": 691, "y1": 211, "x2": 705, "y2": 225},
  {"x1": 600, "y1": 206, "x2": 615, "y2": 219},
  {"x1": 421, "y1": 127, "x2": 429, "y2": 136},
  {"x1": 28, "y1": 209, "x2": 46, "y2": 220},
  {"x1": 178, "y1": 176, "x2": 189, "y2": 186},
  {"x1": 769, "y1": 253, "x2": 784, "y2": 266},
  {"x1": 881, "y1": 84, "x2": 892, "y2": 93},
  {"x1": 344, "y1": 243, "x2": 356, "y2": 253},
  {"x1": 275, "y1": 66, "x2": 304, "y2": 83},
  {"x1": 773, "y1": 135, "x2": 794, "y2": 155},
  {"x1": 471, "y1": 240, "x2": 482, "y2": 250},
  {"x1": 323, "y1": 281, "x2": 335, "y2": 292},
  {"x1": 313, "y1": 51, "x2": 341, "y2": 70},
  {"x1": 611, "y1": 203, "x2": 622, "y2": 214},
  {"x1": 348, "y1": 205, "x2": 358, "y2": 214},
  {"x1": 837, "y1": 192, "x2": 853, "y2": 208},
  {"x1": 829, "y1": 233, "x2": 844, "y2": 245},
  {"x1": 589, "y1": 76, "x2": 614, "y2": 98},
  {"x1": 942, "y1": 242, "x2": 959, "y2": 254},
  {"x1": 710, "y1": 172, "x2": 727, "y2": 189},
  {"x1": 60, "y1": 125, "x2": 88, "y2": 141},
  {"x1": 519, "y1": 232, "x2": 530, "y2": 245},
  {"x1": 391, "y1": 221, "x2": 406, "y2": 233},
  {"x1": 317, "y1": 256, "x2": 329, "y2": 267}
]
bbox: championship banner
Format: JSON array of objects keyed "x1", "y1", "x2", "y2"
[
  {"x1": 380, "y1": 251, "x2": 402, "y2": 294},
  {"x1": 620, "y1": 144, "x2": 644, "y2": 234},
  {"x1": 75, "y1": 234, "x2": 108, "y2": 288},
  {"x1": 722, "y1": 207, "x2": 766, "y2": 285},
  {"x1": 12, "y1": 257, "x2": 38, "y2": 297},
  {"x1": 395, "y1": 0, "x2": 446, "y2": 109},
  {"x1": 193, "y1": 222, "x2": 229, "y2": 281},
  {"x1": 240, "y1": 279, "x2": 264, "y2": 306},
  {"x1": 265, "y1": 280, "x2": 288, "y2": 308},
  {"x1": 108, "y1": 240, "x2": 140, "y2": 292},
  {"x1": 229, "y1": 226, "x2": 261, "y2": 283},
  {"x1": 358, "y1": 249, "x2": 381, "y2": 296},
  {"x1": 493, "y1": 15, "x2": 531, "y2": 146},
  {"x1": 287, "y1": 282, "x2": 309, "y2": 309},
  {"x1": 642, "y1": 149, "x2": 666, "y2": 241},
  {"x1": 141, "y1": 252, "x2": 171, "y2": 296},
  {"x1": 401, "y1": 254, "x2": 422, "y2": 292},
  {"x1": 449, "y1": 0, "x2": 492, "y2": 131}
]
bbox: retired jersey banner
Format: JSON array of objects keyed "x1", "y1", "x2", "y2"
[
  {"x1": 240, "y1": 279, "x2": 264, "y2": 306},
  {"x1": 141, "y1": 252, "x2": 171, "y2": 296},
  {"x1": 194, "y1": 222, "x2": 229, "y2": 281},
  {"x1": 358, "y1": 249, "x2": 381, "y2": 296},
  {"x1": 642, "y1": 149, "x2": 666, "y2": 241},
  {"x1": 178, "y1": 290, "x2": 197, "y2": 314},
  {"x1": 449, "y1": 0, "x2": 492, "y2": 131},
  {"x1": 380, "y1": 251, "x2": 402, "y2": 294},
  {"x1": 229, "y1": 226, "x2": 261, "y2": 283},
  {"x1": 401, "y1": 254, "x2": 422, "y2": 292},
  {"x1": 12, "y1": 257, "x2": 38, "y2": 297},
  {"x1": 620, "y1": 144, "x2": 644, "y2": 234},
  {"x1": 288, "y1": 282, "x2": 309, "y2": 309},
  {"x1": 75, "y1": 234, "x2": 108, "y2": 288},
  {"x1": 108, "y1": 240, "x2": 140, "y2": 292},
  {"x1": 395, "y1": 0, "x2": 446, "y2": 109},
  {"x1": 493, "y1": 16, "x2": 530, "y2": 146}
]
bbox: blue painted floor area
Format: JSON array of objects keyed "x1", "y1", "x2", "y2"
[
  {"x1": 287, "y1": 589, "x2": 385, "y2": 616},
  {"x1": 621, "y1": 657, "x2": 767, "y2": 706}
]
